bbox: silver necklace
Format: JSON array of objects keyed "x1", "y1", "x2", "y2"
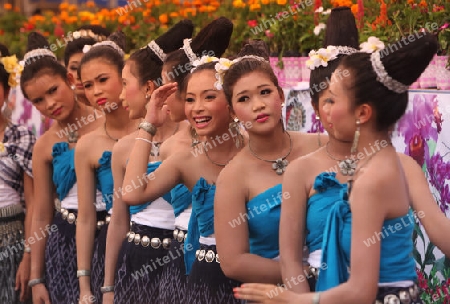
[
  {"x1": 202, "y1": 143, "x2": 228, "y2": 167},
  {"x1": 325, "y1": 141, "x2": 357, "y2": 176},
  {"x1": 104, "y1": 122, "x2": 119, "y2": 142},
  {"x1": 149, "y1": 123, "x2": 180, "y2": 157},
  {"x1": 248, "y1": 132, "x2": 292, "y2": 175},
  {"x1": 68, "y1": 131, "x2": 78, "y2": 143}
]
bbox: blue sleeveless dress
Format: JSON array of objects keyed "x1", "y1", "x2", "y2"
[
  {"x1": 247, "y1": 184, "x2": 282, "y2": 259},
  {"x1": 185, "y1": 178, "x2": 243, "y2": 304},
  {"x1": 316, "y1": 174, "x2": 419, "y2": 301},
  {"x1": 45, "y1": 142, "x2": 79, "y2": 303}
]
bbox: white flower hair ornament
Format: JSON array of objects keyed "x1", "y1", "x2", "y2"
[
  {"x1": 213, "y1": 55, "x2": 266, "y2": 90},
  {"x1": 191, "y1": 55, "x2": 220, "y2": 73},
  {"x1": 306, "y1": 46, "x2": 339, "y2": 70},
  {"x1": 360, "y1": 36, "x2": 385, "y2": 53}
]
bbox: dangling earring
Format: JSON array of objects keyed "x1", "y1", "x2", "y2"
[
  {"x1": 315, "y1": 113, "x2": 320, "y2": 120},
  {"x1": 229, "y1": 117, "x2": 244, "y2": 149},
  {"x1": 350, "y1": 119, "x2": 360, "y2": 155},
  {"x1": 315, "y1": 112, "x2": 322, "y2": 147},
  {"x1": 71, "y1": 84, "x2": 76, "y2": 90},
  {"x1": 190, "y1": 126, "x2": 200, "y2": 147}
]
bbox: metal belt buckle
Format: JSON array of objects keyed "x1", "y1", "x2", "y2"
[
  {"x1": 97, "y1": 221, "x2": 105, "y2": 230},
  {"x1": 127, "y1": 232, "x2": 135, "y2": 243},
  {"x1": 105, "y1": 216, "x2": 111, "y2": 224},
  {"x1": 134, "y1": 234, "x2": 141, "y2": 245},
  {"x1": 61, "y1": 209, "x2": 69, "y2": 220},
  {"x1": 216, "y1": 254, "x2": 220, "y2": 263},
  {"x1": 197, "y1": 249, "x2": 206, "y2": 261},
  {"x1": 67, "y1": 213, "x2": 76, "y2": 224},
  {"x1": 141, "y1": 235, "x2": 150, "y2": 247},
  {"x1": 173, "y1": 229, "x2": 179, "y2": 240},
  {"x1": 151, "y1": 238, "x2": 162, "y2": 249},
  {"x1": 162, "y1": 238, "x2": 171, "y2": 249},
  {"x1": 177, "y1": 230, "x2": 185, "y2": 242},
  {"x1": 205, "y1": 250, "x2": 215, "y2": 263}
]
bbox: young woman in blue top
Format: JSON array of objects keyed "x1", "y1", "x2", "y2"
[
  {"x1": 214, "y1": 42, "x2": 325, "y2": 286},
  {"x1": 102, "y1": 20, "x2": 193, "y2": 304},
  {"x1": 75, "y1": 31, "x2": 140, "y2": 303},
  {"x1": 22, "y1": 32, "x2": 103, "y2": 304},
  {"x1": 123, "y1": 16, "x2": 247, "y2": 304},
  {"x1": 234, "y1": 33, "x2": 450, "y2": 304}
]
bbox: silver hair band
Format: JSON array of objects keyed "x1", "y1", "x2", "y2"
[
  {"x1": 234, "y1": 55, "x2": 268, "y2": 63},
  {"x1": 370, "y1": 51, "x2": 409, "y2": 94},
  {"x1": 335, "y1": 46, "x2": 358, "y2": 55},
  {"x1": 181, "y1": 39, "x2": 198, "y2": 63},
  {"x1": 88, "y1": 41, "x2": 125, "y2": 57},
  {"x1": 147, "y1": 41, "x2": 166, "y2": 62},
  {"x1": 23, "y1": 48, "x2": 57, "y2": 62}
]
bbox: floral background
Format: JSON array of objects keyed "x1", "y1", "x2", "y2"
[{"x1": 283, "y1": 89, "x2": 450, "y2": 303}]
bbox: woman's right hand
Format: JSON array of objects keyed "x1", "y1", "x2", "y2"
[
  {"x1": 32, "y1": 283, "x2": 51, "y2": 304},
  {"x1": 144, "y1": 82, "x2": 178, "y2": 127}
]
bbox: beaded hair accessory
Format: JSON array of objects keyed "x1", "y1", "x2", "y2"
[
  {"x1": 370, "y1": 51, "x2": 409, "y2": 94},
  {"x1": 143, "y1": 40, "x2": 167, "y2": 62},
  {"x1": 83, "y1": 41, "x2": 125, "y2": 57},
  {"x1": 72, "y1": 30, "x2": 107, "y2": 42},
  {"x1": 23, "y1": 48, "x2": 57, "y2": 63},
  {"x1": 214, "y1": 55, "x2": 267, "y2": 90},
  {"x1": 306, "y1": 45, "x2": 358, "y2": 70},
  {"x1": 181, "y1": 38, "x2": 199, "y2": 63},
  {"x1": 0, "y1": 54, "x2": 23, "y2": 87}
]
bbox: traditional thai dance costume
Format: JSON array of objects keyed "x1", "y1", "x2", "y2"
[
  {"x1": 316, "y1": 172, "x2": 422, "y2": 303},
  {"x1": 185, "y1": 178, "x2": 243, "y2": 304},
  {"x1": 45, "y1": 142, "x2": 107, "y2": 304},
  {"x1": 114, "y1": 161, "x2": 175, "y2": 303},
  {"x1": 0, "y1": 123, "x2": 35, "y2": 303}
]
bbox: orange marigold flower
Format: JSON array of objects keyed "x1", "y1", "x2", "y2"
[
  {"x1": 86, "y1": 0, "x2": 95, "y2": 8},
  {"x1": 250, "y1": 3, "x2": 261, "y2": 10},
  {"x1": 59, "y1": 2, "x2": 69, "y2": 10},
  {"x1": 170, "y1": 12, "x2": 179, "y2": 17},
  {"x1": 184, "y1": 0, "x2": 191, "y2": 7},
  {"x1": 68, "y1": 4, "x2": 77, "y2": 11},
  {"x1": 3, "y1": 3, "x2": 12, "y2": 10},
  {"x1": 184, "y1": 7, "x2": 197, "y2": 16},
  {"x1": 261, "y1": 0, "x2": 269, "y2": 4},
  {"x1": 210, "y1": 1, "x2": 220, "y2": 7},
  {"x1": 351, "y1": 3, "x2": 358, "y2": 14},
  {"x1": 277, "y1": 0, "x2": 287, "y2": 5},
  {"x1": 407, "y1": 0, "x2": 414, "y2": 4},
  {"x1": 232, "y1": 0, "x2": 245, "y2": 8},
  {"x1": 43, "y1": 31, "x2": 50, "y2": 37},
  {"x1": 418, "y1": 0, "x2": 427, "y2": 7},
  {"x1": 159, "y1": 13, "x2": 168, "y2": 24},
  {"x1": 91, "y1": 19, "x2": 100, "y2": 25},
  {"x1": 193, "y1": 0, "x2": 202, "y2": 6}
]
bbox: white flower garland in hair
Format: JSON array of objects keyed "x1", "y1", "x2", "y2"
[
  {"x1": 23, "y1": 48, "x2": 57, "y2": 63},
  {"x1": 306, "y1": 45, "x2": 358, "y2": 70},
  {"x1": 191, "y1": 55, "x2": 220, "y2": 73},
  {"x1": 83, "y1": 41, "x2": 125, "y2": 57},
  {"x1": 370, "y1": 51, "x2": 409, "y2": 94},
  {"x1": 214, "y1": 55, "x2": 267, "y2": 90},
  {"x1": 360, "y1": 36, "x2": 385, "y2": 53},
  {"x1": 146, "y1": 40, "x2": 167, "y2": 62},
  {"x1": 181, "y1": 39, "x2": 199, "y2": 63}
]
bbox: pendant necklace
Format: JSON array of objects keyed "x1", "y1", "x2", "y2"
[
  {"x1": 202, "y1": 143, "x2": 229, "y2": 167},
  {"x1": 150, "y1": 123, "x2": 180, "y2": 157},
  {"x1": 248, "y1": 132, "x2": 292, "y2": 175},
  {"x1": 325, "y1": 141, "x2": 357, "y2": 176}
]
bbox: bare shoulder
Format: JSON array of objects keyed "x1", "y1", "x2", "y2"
[
  {"x1": 33, "y1": 131, "x2": 56, "y2": 162},
  {"x1": 216, "y1": 149, "x2": 247, "y2": 188},
  {"x1": 160, "y1": 124, "x2": 191, "y2": 160},
  {"x1": 115, "y1": 131, "x2": 137, "y2": 152},
  {"x1": 289, "y1": 131, "x2": 327, "y2": 157}
]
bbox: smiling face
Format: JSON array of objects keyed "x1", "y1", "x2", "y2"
[
  {"x1": 162, "y1": 64, "x2": 185, "y2": 122},
  {"x1": 184, "y1": 69, "x2": 231, "y2": 137},
  {"x1": 67, "y1": 52, "x2": 85, "y2": 96},
  {"x1": 231, "y1": 71, "x2": 283, "y2": 133},
  {"x1": 80, "y1": 58, "x2": 123, "y2": 111},
  {"x1": 120, "y1": 61, "x2": 147, "y2": 119},
  {"x1": 24, "y1": 72, "x2": 75, "y2": 120}
]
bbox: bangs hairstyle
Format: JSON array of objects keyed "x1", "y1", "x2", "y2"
[
  {"x1": 222, "y1": 41, "x2": 280, "y2": 106},
  {"x1": 78, "y1": 31, "x2": 127, "y2": 78},
  {"x1": 64, "y1": 25, "x2": 111, "y2": 66},
  {"x1": 180, "y1": 61, "x2": 217, "y2": 95},
  {"x1": 20, "y1": 32, "x2": 68, "y2": 99},
  {"x1": 0, "y1": 43, "x2": 11, "y2": 91},
  {"x1": 129, "y1": 20, "x2": 194, "y2": 87},
  {"x1": 163, "y1": 17, "x2": 233, "y2": 90},
  {"x1": 339, "y1": 32, "x2": 438, "y2": 131}
]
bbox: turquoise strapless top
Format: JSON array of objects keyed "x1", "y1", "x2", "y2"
[
  {"x1": 247, "y1": 184, "x2": 282, "y2": 259},
  {"x1": 185, "y1": 177, "x2": 215, "y2": 275},
  {"x1": 52, "y1": 142, "x2": 76, "y2": 201},
  {"x1": 306, "y1": 172, "x2": 347, "y2": 252},
  {"x1": 170, "y1": 184, "x2": 191, "y2": 217},
  {"x1": 129, "y1": 162, "x2": 172, "y2": 215},
  {"x1": 317, "y1": 181, "x2": 417, "y2": 291},
  {"x1": 95, "y1": 151, "x2": 114, "y2": 212}
]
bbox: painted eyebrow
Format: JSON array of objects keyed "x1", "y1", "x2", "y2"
[{"x1": 235, "y1": 84, "x2": 271, "y2": 96}]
